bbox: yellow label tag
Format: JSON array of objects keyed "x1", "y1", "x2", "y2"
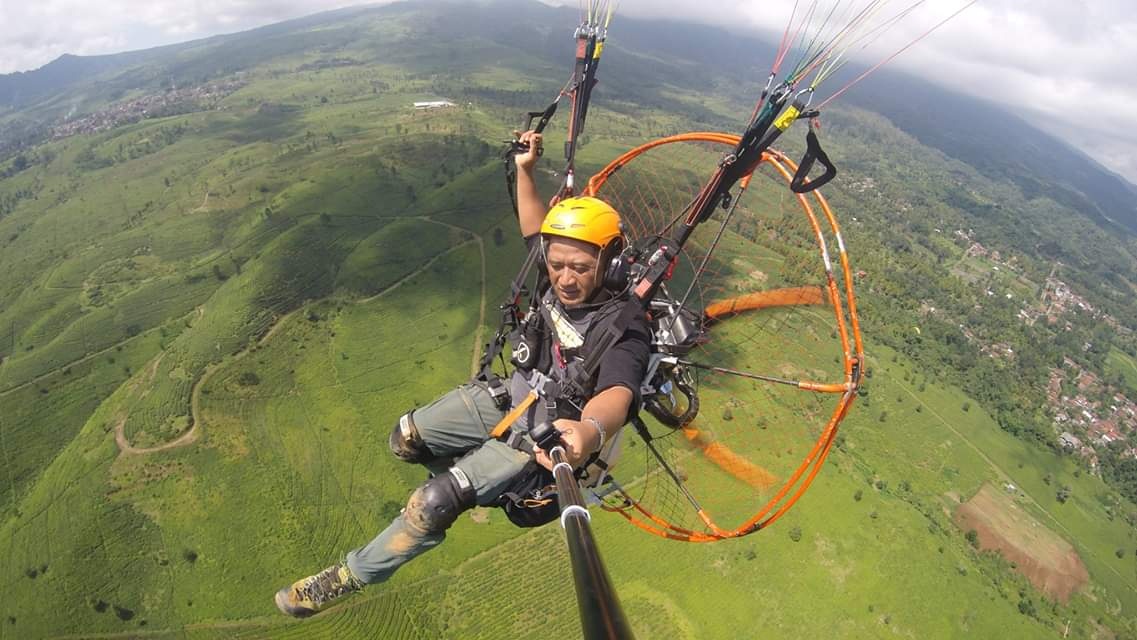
[
  {"x1": 593, "y1": 42, "x2": 605, "y2": 59},
  {"x1": 774, "y1": 105, "x2": 800, "y2": 131}
]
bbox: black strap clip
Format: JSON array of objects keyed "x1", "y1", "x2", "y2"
[{"x1": 485, "y1": 375, "x2": 511, "y2": 411}]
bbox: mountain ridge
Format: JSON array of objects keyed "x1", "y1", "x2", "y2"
[{"x1": 2, "y1": 0, "x2": 1134, "y2": 236}]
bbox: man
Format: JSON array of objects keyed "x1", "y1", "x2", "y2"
[{"x1": 275, "y1": 130, "x2": 651, "y2": 617}]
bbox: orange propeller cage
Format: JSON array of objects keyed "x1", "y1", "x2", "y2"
[{"x1": 583, "y1": 132, "x2": 864, "y2": 541}]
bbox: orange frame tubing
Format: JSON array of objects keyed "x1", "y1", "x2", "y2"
[{"x1": 587, "y1": 132, "x2": 864, "y2": 542}]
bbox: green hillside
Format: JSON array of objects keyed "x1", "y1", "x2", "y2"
[{"x1": 2, "y1": 1, "x2": 1136, "y2": 638}]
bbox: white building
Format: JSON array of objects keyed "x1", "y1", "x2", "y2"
[
  {"x1": 1058, "y1": 432, "x2": 1082, "y2": 449},
  {"x1": 413, "y1": 100, "x2": 455, "y2": 110}
]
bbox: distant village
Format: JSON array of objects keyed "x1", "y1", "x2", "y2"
[
  {"x1": 1049, "y1": 360, "x2": 1137, "y2": 470},
  {"x1": 48, "y1": 79, "x2": 246, "y2": 141},
  {"x1": 45, "y1": 81, "x2": 462, "y2": 145},
  {"x1": 949, "y1": 229, "x2": 1137, "y2": 468}
]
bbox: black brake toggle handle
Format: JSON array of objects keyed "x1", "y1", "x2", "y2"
[
  {"x1": 506, "y1": 103, "x2": 560, "y2": 155},
  {"x1": 790, "y1": 124, "x2": 837, "y2": 194}
]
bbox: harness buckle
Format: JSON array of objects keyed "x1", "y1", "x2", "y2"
[{"x1": 485, "y1": 376, "x2": 511, "y2": 411}]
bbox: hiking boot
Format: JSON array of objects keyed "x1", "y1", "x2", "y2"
[{"x1": 274, "y1": 563, "x2": 364, "y2": 617}]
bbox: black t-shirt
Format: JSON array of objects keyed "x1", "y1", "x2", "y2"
[
  {"x1": 569, "y1": 294, "x2": 652, "y2": 407},
  {"x1": 522, "y1": 235, "x2": 652, "y2": 412}
]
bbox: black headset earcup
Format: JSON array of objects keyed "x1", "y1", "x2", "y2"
[
  {"x1": 602, "y1": 236, "x2": 628, "y2": 290},
  {"x1": 603, "y1": 256, "x2": 629, "y2": 290},
  {"x1": 603, "y1": 236, "x2": 630, "y2": 290}
]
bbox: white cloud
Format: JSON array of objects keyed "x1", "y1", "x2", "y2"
[
  {"x1": 0, "y1": 0, "x2": 375, "y2": 74},
  {"x1": 606, "y1": 0, "x2": 1137, "y2": 182}
]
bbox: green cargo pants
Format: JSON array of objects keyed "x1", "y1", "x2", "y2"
[{"x1": 345, "y1": 382, "x2": 533, "y2": 584}]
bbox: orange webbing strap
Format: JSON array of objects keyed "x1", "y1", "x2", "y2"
[{"x1": 489, "y1": 390, "x2": 538, "y2": 438}]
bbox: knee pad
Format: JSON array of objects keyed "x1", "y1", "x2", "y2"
[
  {"x1": 404, "y1": 469, "x2": 476, "y2": 534},
  {"x1": 389, "y1": 412, "x2": 436, "y2": 464}
]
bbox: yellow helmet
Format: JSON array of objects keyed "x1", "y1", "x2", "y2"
[{"x1": 539, "y1": 196, "x2": 623, "y2": 250}]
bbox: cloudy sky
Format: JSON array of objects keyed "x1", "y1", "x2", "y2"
[{"x1": 2, "y1": 0, "x2": 1135, "y2": 184}]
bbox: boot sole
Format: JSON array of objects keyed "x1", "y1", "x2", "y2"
[{"x1": 275, "y1": 587, "x2": 317, "y2": 618}]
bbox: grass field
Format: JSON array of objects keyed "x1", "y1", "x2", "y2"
[
  {"x1": 1, "y1": 4, "x2": 1136, "y2": 639},
  {"x1": 1107, "y1": 347, "x2": 1137, "y2": 398}
]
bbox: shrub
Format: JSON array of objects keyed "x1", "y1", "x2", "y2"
[
  {"x1": 1056, "y1": 486, "x2": 1071, "y2": 503},
  {"x1": 237, "y1": 372, "x2": 261, "y2": 387},
  {"x1": 114, "y1": 605, "x2": 135, "y2": 621},
  {"x1": 965, "y1": 529, "x2": 979, "y2": 548}
]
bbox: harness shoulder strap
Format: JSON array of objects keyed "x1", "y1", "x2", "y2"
[
  {"x1": 566, "y1": 298, "x2": 645, "y2": 394},
  {"x1": 477, "y1": 240, "x2": 545, "y2": 379}
]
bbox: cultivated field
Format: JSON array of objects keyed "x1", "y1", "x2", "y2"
[{"x1": 955, "y1": 483, "x2": 1089, "y2": 602}]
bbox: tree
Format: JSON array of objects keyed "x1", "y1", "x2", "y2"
[{"x1": 965, "y1": 529, "x2": 979, "y2": 548}]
